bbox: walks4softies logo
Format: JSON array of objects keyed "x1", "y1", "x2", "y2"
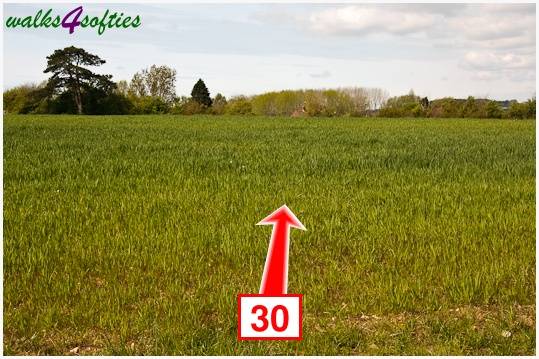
[{"x1": 5, "y1": 6, "x2": 141, "y2": 35}]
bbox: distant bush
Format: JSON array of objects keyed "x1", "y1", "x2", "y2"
[
  {"x1": 321, "y1": 89, "x2": 357, "y2": 117},
  {"x1": 386, "y1": 94, "x2": 535, "y2": 120},
  {"x1": 129, "y1": 65, "x2": 177, "y2": 105},
  {"x1": 273, "y1": 90, "x2": 304, "y2": 116},
  {"x1": 251, "y1": 90, "x2": 304, "y2": 116},
  {"x1": 90, "y1": 93, "x2": 133, "y2": 115},
  {"x1": 485, "y1": 101, "x2": 503, "y2": 119},
  {"x1": 526, "y1": 98, "x2": 536, "y2": 119},
  {"x1": 251, "y1": 92, "x2": 279, "y2": 116},
  {"x1": 3, "y1": 83, "x2": 49, "y2": 114},
  {"x1": 303, "y1": 90, "x2": 324, "y2": 116},
  {"x1": 340, "y1": 87, "x2": 370, "y2": 116},
  {"x1": 249, "y1": 88, "x2": 372, "y2": 117},
  {"x1": 130, "y1": 96, "x2": 169, "y2": 114},
  {"x1": 211, "y1": 93, "x2": 227, "y2": 115},
  {"x1": 225, "y1": 96, "x2": 253, "y2": 115},
  {"x1": 508, "y1": 102, "x2": 525, "y2": 119},
  {"x1": 428, "y1": 98, "x2": 462, "y2": 118},
  {"x1": 507, "y1": 98, "x2": 535, "y2": 119},
  {"x1": 176, "y1": 98, "x2": 207, "y2": 115},
  {"x1": 3, "y1": 85, "x2": 32, "y2": 113},
  {"x1": 462, "y1": 97, "x2": 502, "y2": 119},
  {"x1": 379, "y1": 90, "x2": 423, "y2": 117}
]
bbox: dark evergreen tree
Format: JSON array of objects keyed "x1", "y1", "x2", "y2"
[
  {"x1": 420, "y1": 97, "x2": 429, "y2": 109},
  {"x1": 44, "y1": 46, "x2": 115, "y2": 114},
  {"x1": 191, "y1": 78, "x2": 212, "y2": 107}
]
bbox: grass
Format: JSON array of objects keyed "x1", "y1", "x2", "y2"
[{"x1": 3, "y1": 114, "x2": 535, "y2": 355}]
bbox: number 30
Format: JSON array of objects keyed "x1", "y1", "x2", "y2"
[{"x1": 251, "y1": 305, "x2": 289, "y2": 332}]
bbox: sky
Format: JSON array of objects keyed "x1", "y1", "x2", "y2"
[{"x1": 3, "y1": 3, "x2": 536, "y2": 101}]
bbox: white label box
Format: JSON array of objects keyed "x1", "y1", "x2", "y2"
[{"x1": 238, "y1": 294, "x2": 303, "y2": 340}]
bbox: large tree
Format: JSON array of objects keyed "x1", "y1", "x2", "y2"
[
  {"x1": 128, "y1": 65, "x2": 177, "y2": 104},
  {"x1": 191, "y1": 79, "x2": 212, "y2": 107},
  {"x1": 44, "y1": 46, "x2": 114, "y2": 114}
]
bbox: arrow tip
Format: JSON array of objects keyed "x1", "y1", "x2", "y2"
[{"x1": 256, "y1": 204, "x2": 307, "y2": 231}]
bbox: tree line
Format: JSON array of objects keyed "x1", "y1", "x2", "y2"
[{"x1": 3, "y1": 46, "x2": 536, "y2": 119}]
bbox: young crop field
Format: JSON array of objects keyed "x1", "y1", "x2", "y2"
[{"x1": 3, "y1": 115, "x2": 536, "y2": 355}]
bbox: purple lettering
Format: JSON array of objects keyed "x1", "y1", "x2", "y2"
[{"x1": 61, "y1": 6, "x2": 83, "y2": 34}]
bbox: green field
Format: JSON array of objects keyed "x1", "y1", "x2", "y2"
[{"x1": 3, "y1": 115, "x2": 536, "y2": 355}]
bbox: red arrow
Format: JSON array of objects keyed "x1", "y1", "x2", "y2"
[{"x1": 257, "y1": 205, "x2": 306, "y2": 295}]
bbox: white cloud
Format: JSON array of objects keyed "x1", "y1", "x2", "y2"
[
  {"x1": 306, "y1": 6, "x2": 439, "y2": 36},
  {"x1": 302, "y1": 4, "x2": 535, "y2": 50},
  {"x1": 309, "y1": 70, "x2": 331, "y2": 79},
  {"x1": 462, "y1": 51, "x2": 533, "y2": 71},
  {"x1": 470, "y1": 71, "x2": 498, "y2": 82},
  {"x1": 460, "y1": 51, "x2": 535, "y2": 83},
  {"x1": 299, "y1": 4, "x2": 535, "y2": 87},
  {"x1": 452, "y1": 17, "x2": 529, "y2": 42},
  {"x1": 446, "y1": 6, "x2": 535, "y2": 50}
]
